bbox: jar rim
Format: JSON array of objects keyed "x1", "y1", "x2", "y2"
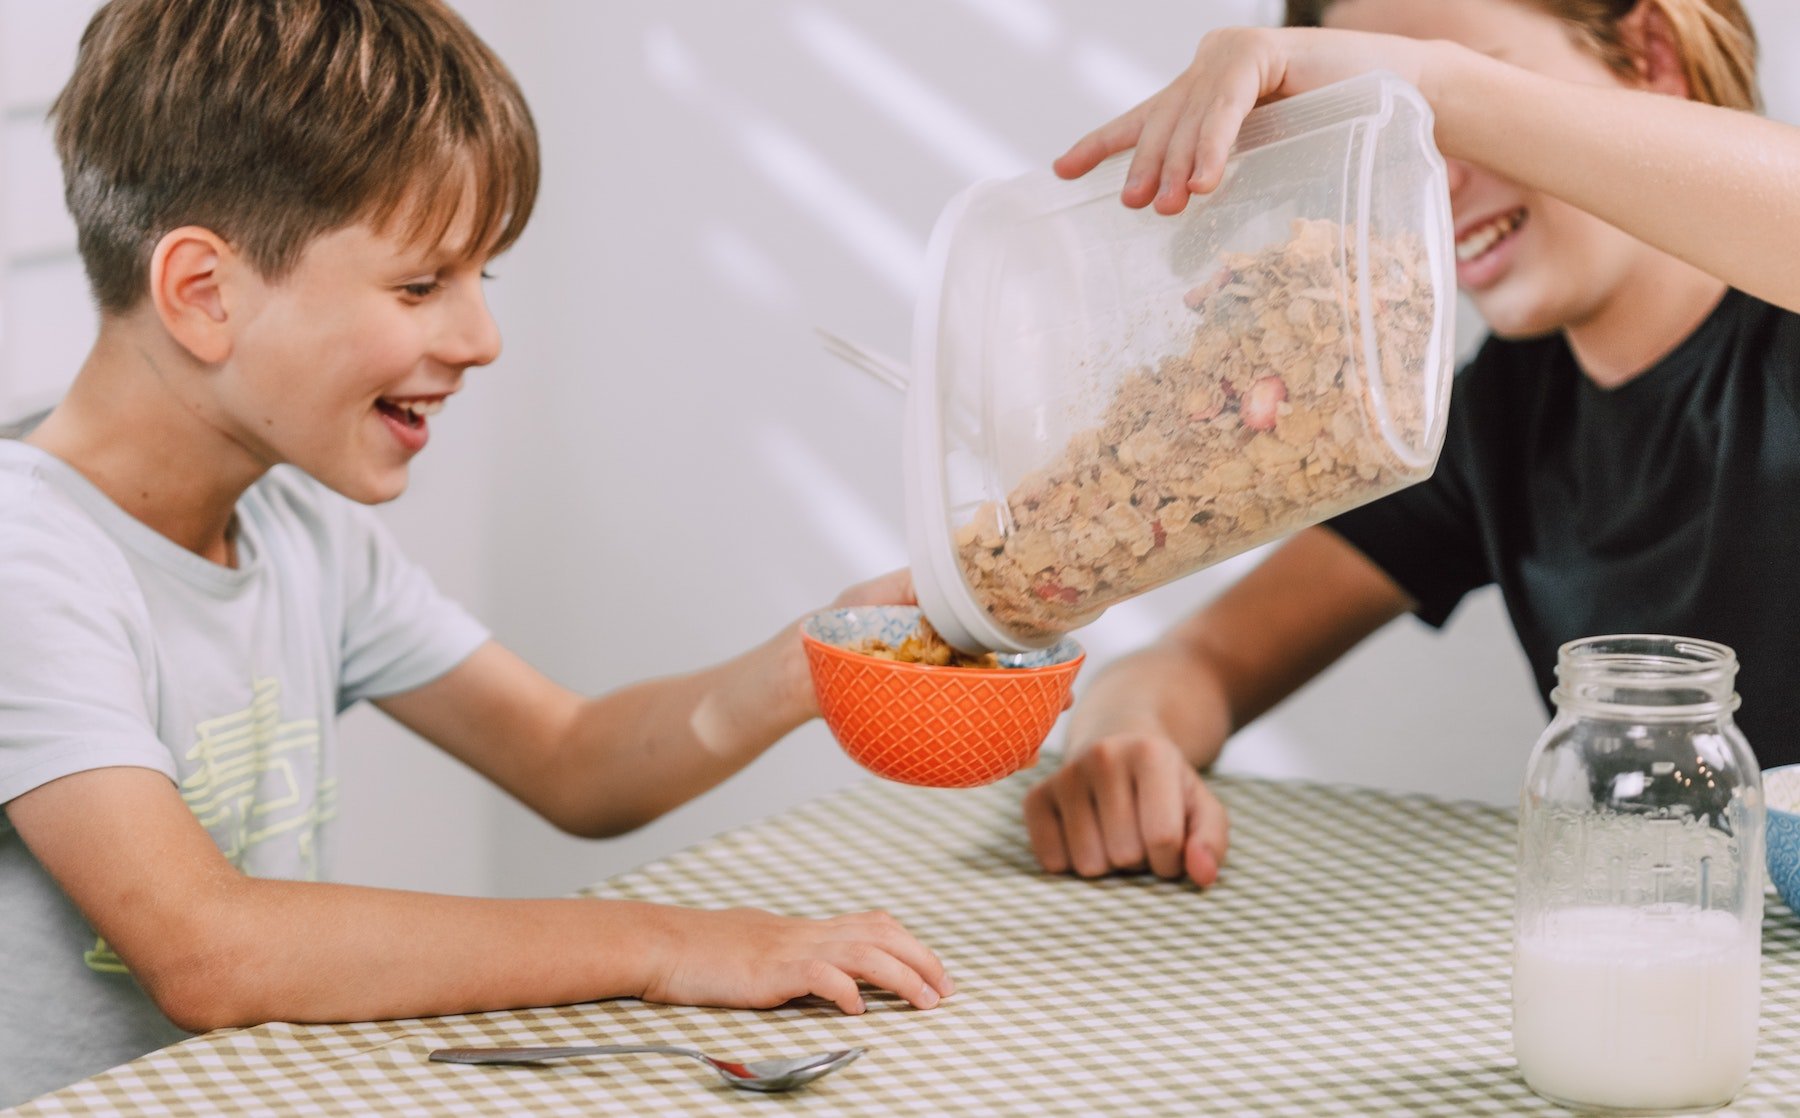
[
  {"x1": 1544, "y1": 689, "x2": 1742, "y2": 721},
  {"x1": 1555, "y1": 634, "x2": 1738, "y2": 680},
  {"x1": 1553, "y1": 634, "x2": 1739, "y2": 717}
]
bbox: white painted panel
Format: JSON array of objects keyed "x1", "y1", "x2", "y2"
[
  {"x1": 0, "y1": 0, "x2": 97, "y2": 110},
  {"x1": 2, "y1": 114, "x2": 75, "y2": 260},
  {"x1": 0, "y1": 254, "x2": 92, "y2": 420}
]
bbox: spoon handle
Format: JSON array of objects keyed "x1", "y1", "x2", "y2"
[
  {"x1": 815, "y1": 327, "x2": 910, "y2": 392},
  {"x1": 430, "y1": 1043, "x2": 702, "y2": 1066}
]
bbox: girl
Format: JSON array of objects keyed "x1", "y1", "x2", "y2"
[{"x1": 1021, "y1": 0, "x2": 1799, "y2": 884}]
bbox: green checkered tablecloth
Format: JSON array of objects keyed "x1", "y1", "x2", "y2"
[{"x1": 15, "y1": 770, "x2": 1800, "y2": 1116}]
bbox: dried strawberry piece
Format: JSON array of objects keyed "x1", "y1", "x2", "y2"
[
  {"x1": 1032, "y1": 578, "x2": 1081, "y2": 605},
  {"x1": 1151, "y1": 520, "x2": 1167, "y2": 549},
  {"x1": 1240, "y1": 375, "x2": 1288, "y2": 432}
]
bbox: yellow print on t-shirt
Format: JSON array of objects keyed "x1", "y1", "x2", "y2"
[
  {"x1": 181, "y1": 676, "x2": 333, "y2": 868},
  {"x1": 84, "y1": 677, "x2": 337, "y2": 975}
]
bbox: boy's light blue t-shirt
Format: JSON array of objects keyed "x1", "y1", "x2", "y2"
[{"x1": 0, "y1": 440, "x2": 489, "y2": 1108}]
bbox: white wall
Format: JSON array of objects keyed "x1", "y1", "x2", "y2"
[
  {"x1": 0, "y1": 0, "x2": 98, "y2": 419},
  {"x1": 404, "y1": 0, "x2": 1538, "y2": 902},
  {"x1": 6, "y1": 1, "x2": 1795, "y2": 901}
]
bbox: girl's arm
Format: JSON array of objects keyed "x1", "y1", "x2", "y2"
[
  {"x1": 1058, "y1": 27, "x2": 1800, "y2": 314},
  {"x1": 1433, "y1": 45, "x2": 1799, "y2": 315}
]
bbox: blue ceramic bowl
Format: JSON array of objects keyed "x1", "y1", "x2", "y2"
[{"x1": 1766, "y1": 763, "x2": 1800, "y2": 918}]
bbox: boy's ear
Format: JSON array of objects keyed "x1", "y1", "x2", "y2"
[
  {"x1": 1622, "y1": 1, "x2": 1691, "y2": 99},
  {"x1": 148, "y1": 227, "x2": 236, "y2": 364}
]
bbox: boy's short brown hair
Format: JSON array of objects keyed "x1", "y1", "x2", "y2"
[{"x1": 51, "y1": 0, "x2": 539, "y2": 314}]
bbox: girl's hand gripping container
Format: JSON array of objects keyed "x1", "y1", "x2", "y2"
[{"x1": 905, "y1": 71, "x2": 1457, "y2": 652}]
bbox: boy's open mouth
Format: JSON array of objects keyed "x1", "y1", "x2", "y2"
[
  {"x1": 375, "y1": 396, "x2": 445, "y2": 429},
  {"x1": 1456, "y1": 207, "x2": 1527, "y2": 264}
]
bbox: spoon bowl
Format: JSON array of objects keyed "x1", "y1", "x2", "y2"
[{"x1": 429, "y1": 1042, "x2": 864, "y2": 1093}]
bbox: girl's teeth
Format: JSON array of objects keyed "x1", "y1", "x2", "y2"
[{"x1": 1456, "y1": 210, "x2": 1523, "y2": 262}]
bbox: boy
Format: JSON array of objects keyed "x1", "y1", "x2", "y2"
[{"x1": 0, "y1": 0, "x2": 950, "y2": 1105}]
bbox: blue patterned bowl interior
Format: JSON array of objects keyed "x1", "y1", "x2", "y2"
[
  {"x1": 803, "y1": 606, "x2": 1081, "y2": 668},
  {"x1": 1767, "y1": 764, "x2": 1800, "y2": 918}
]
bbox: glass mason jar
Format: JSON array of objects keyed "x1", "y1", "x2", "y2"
[
  {"x1": 904, "y1": 71, "x2": 1456, "y2": 653},
  {"x1": 1514, "y1": 636, "x2": 1764, "y2": 1114}
]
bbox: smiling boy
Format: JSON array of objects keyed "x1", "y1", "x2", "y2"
[{"x1": 0, "y1": 0, "x2": 949, "y2": 1105}]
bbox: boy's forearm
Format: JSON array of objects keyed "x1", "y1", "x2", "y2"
[
  {"x1": 145, "y1": 882, "x2": 672, "y2": 1033},
  {"x1": 544, "y1": 625, "x2": 814, "y2": 836}
]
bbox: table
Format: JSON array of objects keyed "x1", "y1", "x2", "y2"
[{"x1": 14, "y1": 769, "x2": 1800, "y2": 1116}]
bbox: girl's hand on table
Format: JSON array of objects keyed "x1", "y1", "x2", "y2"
[
  {"x1": 1024, "y1": 734, "x2": 1229, "y2": 886},
  {"x1": 639, "y1": 905, "x2": 954, "y2": 1015}
]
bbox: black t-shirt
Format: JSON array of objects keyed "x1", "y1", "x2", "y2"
[{"x1": 1327, "y1": 288, "x2": 1800, "y2": 768}]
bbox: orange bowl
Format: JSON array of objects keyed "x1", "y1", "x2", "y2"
[{"x1": 802, "y1": 606, "x2": 1084, "y2": 788}]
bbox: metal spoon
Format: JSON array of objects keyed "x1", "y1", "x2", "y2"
[{"x1": 429, "y1": 1043, "x2": 865, "y2": 1093}]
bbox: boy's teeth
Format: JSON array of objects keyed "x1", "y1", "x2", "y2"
[
  {"x1": 387, "y1": 399, "x2": 445, "y2": 418},
  {"x1": 1456, "y1": 209, "x2": 1524, "y2": 262}
]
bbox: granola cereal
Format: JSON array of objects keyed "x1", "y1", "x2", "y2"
[
  {"x1": 952, "y1": 218, "x2": 1436, "y2": 643},
  {"x1": 854, "y1": 616, "x2": 1001, "y2": 668}
]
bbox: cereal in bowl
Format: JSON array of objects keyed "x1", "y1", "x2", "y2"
[{"x1": 853, "y1": 616, "x2": 999, "y2": 669}]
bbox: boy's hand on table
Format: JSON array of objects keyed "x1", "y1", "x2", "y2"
[
  {"x1": 638, "y1": 906, "x2": 954, "y2": 1015},
  {"x1": 1023, "y1": 734, "x2": 1229, "y2": 886}
]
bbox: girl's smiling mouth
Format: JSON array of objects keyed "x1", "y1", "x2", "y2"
[{"x1": 1456, "y1": 206, "x2": 1528, "y2": 288}]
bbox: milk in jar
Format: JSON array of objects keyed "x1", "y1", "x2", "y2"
[{"x1": 1512, "y1": 905, "x2": 1759, "y2": 1112}]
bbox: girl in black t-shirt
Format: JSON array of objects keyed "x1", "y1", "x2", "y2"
[{"x1": 1020, "y1": 0, "x2": 1795, "y2": 884}]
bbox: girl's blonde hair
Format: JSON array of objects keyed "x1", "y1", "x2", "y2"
[{"x1": 1284, "y1": 0, "x2": 1760, "y2": 111}]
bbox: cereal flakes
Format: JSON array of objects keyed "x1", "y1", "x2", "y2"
[
  {"x1": 854, "y1": 616, "x2": 1002, "y2": 668},
  {"x1": 951, "y1": 218, "x2": 1436, "y2": 643}
]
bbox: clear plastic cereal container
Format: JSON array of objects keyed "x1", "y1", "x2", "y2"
[{"x1": 904, "y1": 70, "x2": 1457, "y2": 653}]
